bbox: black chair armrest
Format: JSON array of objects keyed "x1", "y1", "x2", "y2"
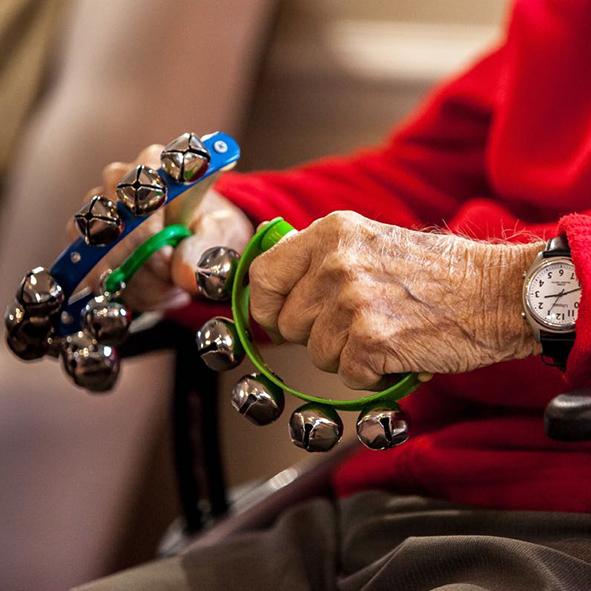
[{"x1": 545, "y1": 387, "x2": 591, "y2": 441}]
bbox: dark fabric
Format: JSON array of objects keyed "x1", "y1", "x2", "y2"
[{"x1": 72, "y1": 492, "x2": 591, "y2": 591}]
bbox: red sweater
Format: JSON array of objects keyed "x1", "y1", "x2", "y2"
[{"x1": 176, "y1": 0, "x2": 591, "y2": 512}]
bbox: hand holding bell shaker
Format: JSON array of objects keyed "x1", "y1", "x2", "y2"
[{"x1": 6, "y1": 132, "x2": 420, "y2": 452}]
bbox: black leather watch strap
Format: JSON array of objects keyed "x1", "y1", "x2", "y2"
[
  {"x1": 540, "y1": 331, "x2": 575, "y2": 371},
  {"x1": 542, "y1": 235, "x2": 571, "y2": 258},
  {"x1": 540, "y1": 234, "x2": 575, "y2": 370}
]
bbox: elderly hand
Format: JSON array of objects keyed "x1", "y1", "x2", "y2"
[
  {"x1": 249, "y1": 211, "x2": 543, "y2": 389},
  {"x1": 67, "y1": 145, "x2": 253, "y2": 311}
]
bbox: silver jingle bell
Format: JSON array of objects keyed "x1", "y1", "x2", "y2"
[
  {"x1": 231, "y1": 373, "x2": 285, "y2": 426},
  {"x1": 196, "y1": 316, "x2": 245, "y2": 371},
  {"x1": 74, "y1": 195, "x2": 123, "y2": 246},
  {"x1": 195, "y1": 246, "x2": 240, "y2": 301},
  {"x1": 45, "y1": 333, "x2": 64, "y2": 359},
  {"x1": 81, "y1": 295, "x2": 130, "y2": 346},
  {"x1": 61, "y1": 331, "x2": 120, "y2": 392},
  {"x1": 17, "y1": 267, "x2": 64, "y2": 318},
  {"x1": 116, "y1": 165, "x2": 167, "y2": 216},
  {"x1": 356, "y1": 405, "x2": 410, "y2": 450},
  {"x1": 5, "y1": 300, "x2": 53, "y2": 360},
  {"x1": 288, "y1": 404, "x2": 343, "y2": 453},
  {"x1": 160, "y1": 133, "x2": 210, "y2": 183}
]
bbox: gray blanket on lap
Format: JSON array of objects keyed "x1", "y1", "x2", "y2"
[{"x1": 73, "y1": 491, "x2": 591, "y2": 591}]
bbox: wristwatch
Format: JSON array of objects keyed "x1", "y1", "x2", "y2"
[{"x1": 522, "y1": 235, "x2": 580, "y2": 370}]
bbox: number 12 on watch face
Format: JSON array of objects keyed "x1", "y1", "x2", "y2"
[{"x1": 526, "y1": 260, "x2": 581, "y2": 329}]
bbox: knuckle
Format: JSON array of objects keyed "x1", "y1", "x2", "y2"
[
  {"x1": 338, "y1": 282, "x2": 370, "y2": 312},
  {"x1": 323, "y1": 210, "x2": 360, "y2": 229},
  {"x1": 350, "y1": 314, "x2": 376, "y2": 342},
  {"x1": 318, "y1": 251, "x2": 356, "y2": 282}
]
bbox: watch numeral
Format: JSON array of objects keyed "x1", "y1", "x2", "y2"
[
  {"x1": 548, "y1": 272, "x2": 553, "y2": 279},
  {"x1": 575, "y1": 301, "x2": 580, "y2": 309},
  {"x1": 539, "y1": 280, "x2": 544, "y2": 287},
  {"x1": 559, "y1": 269, "x2": 564, "y2": 277},
  {"x1": 535, "y1": 291, "x2": 540, "y2": 298},
  {"x1": 538, "y1": 302, "x2": 543, "y2": 310}
]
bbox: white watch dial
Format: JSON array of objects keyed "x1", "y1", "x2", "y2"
[{"x1": 526, "y1": 260, "x2": 581, "y2": 329}]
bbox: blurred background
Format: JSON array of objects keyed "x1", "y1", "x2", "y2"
[{"x1": 0, "y1": 0, "x2": 507, "y2": 589}]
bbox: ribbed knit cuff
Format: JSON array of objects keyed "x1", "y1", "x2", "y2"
[{"x1": 558, "y1": 214, "x2": 591, "y2": 387}]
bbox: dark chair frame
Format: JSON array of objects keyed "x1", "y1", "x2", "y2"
[{"x1": 120, "y1": 320, "x2": 228, "y2": 534}]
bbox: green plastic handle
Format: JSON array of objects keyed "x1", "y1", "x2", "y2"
[
  {"x1": 231, "y1": 217, "x2": 421, "y2": 411},
  {"x1": 105, "y1": 224, "x2": 192, "y2": 295}
]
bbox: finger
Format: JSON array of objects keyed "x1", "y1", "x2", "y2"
[
  {"x1": 276, "y1": 274, "x2": 323, "y2": 344},
  {"x1": 307, "y1": 305, "x2": 351, "y2": 373},
  {"x1": 338, "y1": 340, "x2": 384, "y2": 390},
  {"x1": 249, "y1": 231, "x2": 311, "y2": 338},
  {"x1": 123, "y1": 265, "x2": 187, "y2": 312},
  {"x1": 83, "y1": 185, "x2": 105, "y2": 202},
  {"x1": 134, "y1": 144, "x2": 165, "y2": 169},
  {"x1": 102, "y1": 163, "x2": 131, "y2": 198},
  {"x1": 142, "y1": 244, "x2": 174, "y2": 284}
]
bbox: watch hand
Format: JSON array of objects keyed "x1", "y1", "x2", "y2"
[
  {"x1": 544, "y1": 287, "x2": 581, "y2": 298},
  {"x1": 560, "y1": 287, "x2": 581, "y2": 297},
  {"x1": 548, "y1": 290, "x2": 565, "y2": 315}
]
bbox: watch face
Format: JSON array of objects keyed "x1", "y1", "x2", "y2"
[{"x1": 525, "y1": 258, "x2": 581, "y2": 330}]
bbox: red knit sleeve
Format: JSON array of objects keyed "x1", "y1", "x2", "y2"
[
  {"x1": 557, "y1": 214, "x2": 591, "y2": 388},
  {"x1": 215, "y1": 48, "x2": 504, "y2": 231}
]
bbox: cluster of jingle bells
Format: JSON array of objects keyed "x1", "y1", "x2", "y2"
[
  {"x1": 5, "y1": 130, "x2": 410, "y2": 452},
  {"x1": 5, "y1": 133, "x2": 211, "y2": 392},
  {"x1": 193, "y1": 247, "x2": 410, "y2": 453}
]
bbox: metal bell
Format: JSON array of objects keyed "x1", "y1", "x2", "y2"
[
  {"x1": 356, "y1": 404, "x2": 410, "y2": 450},
  {"x1": 45, "y1": 333, "x2": 64, "y2": 359},
  {"x1": 61, "y1": 331, "x2": 120, "y2": 392},
  {"x1": 160, "y1": 133, "x2": 210, "y2": 183},
  {"x1": 74, "y1": 195, "x2": 123, "y2": 246},
  {"x1": 231, "y1": 373, "x2": 285, "y2": 425},
  {"x1": 195, "y1": 246, "x2": 239, "y2": 301},
  {"x1": 16, "y1": 267, "x2": 64, "y2": 318},
  {"x1": 5, "y1": 300, "x2": 52, "y2": 360},
  {"x1": 288, "y1": 404, "x2": 343, "y2": 452},
  {"x1": 196, "y1": 316, "x2": 245, "y2": 371},
  {"x1": 116, "y1": 165, "x2": 167, "y2": 215},
  {"x1": 81, "y1": 295, "x2": 130, "y2": 346}
]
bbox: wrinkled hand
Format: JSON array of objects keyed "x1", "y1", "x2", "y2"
[
  {"x1": 250, "y1": 211, "x2": 542, "y2": 389},
  {"x1": 67, "y1": 145, "x2": 253, "y2": 311}
]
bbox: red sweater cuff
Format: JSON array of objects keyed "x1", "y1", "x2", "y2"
[{"x1": 558, "y1": 213, "x2": 591, "y2": 388}]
